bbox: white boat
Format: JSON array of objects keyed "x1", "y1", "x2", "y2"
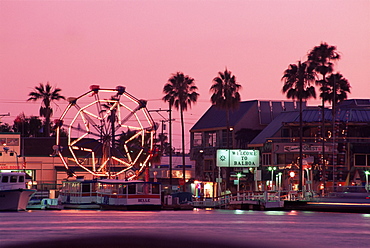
[
  {"x1": 58, "y1": 179, "x2": 100, "y2": 209},
  {"x1": 27, "y1": 198, "x2": 63, "y2": 210},
  {"x1": 97, "y1": 179, "x2": 162, "y2": 210},
  {"x1": 0, "y1": 172, "x2": 36, "y2": 211},
  {"x1": 27, "y1": 192, "x2": 64, "y2": 210}
]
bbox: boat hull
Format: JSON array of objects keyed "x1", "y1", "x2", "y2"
[
  {"x1": 27, "y1": 198, "x2": 64, "y2": 210},
  {"x1": 98, "y1": 195, "x2": 162, "y2": 210},
  {"x1": 0, "y1": 189, "x2": 35, "y2": 211},
  {"x1": 284, "y1": 198, "x2": 370, "y2": 213},
  {"x1": 59, "y1": 193, "x2": 100, "y2": 209},
  {"x1": 100, "y1": 204, "x2": 162, "y2": 211},
  {"x1": 62, "y1": 203, "x2": 100, "y2": 209}
]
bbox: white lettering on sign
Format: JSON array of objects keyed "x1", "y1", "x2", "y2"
[
  {"x1": 217, "y1": 149, "x2": 259, "y2": 168},
  {"x1": 138, "y1": 199, "x2": 150, "y2": 203},
  {"x1": 284, "y1": 145, "x2": 333, "y2": 152}
]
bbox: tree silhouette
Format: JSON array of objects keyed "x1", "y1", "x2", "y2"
[
  {"x1": 27, "y1": 83, "x2": 65, "y2": 136},
  {"x1": 308, "y1": 43, "x2": 347, "y2": 191},
  {"x1": 210, "y1": 68, "x2": 241, "y2": 190},
  {"x1": 282, "y1": 61, "x2": 316, "y2": 190},
  {"x1": 163, "y1": 72, "x2": 199, "y2": 191}
]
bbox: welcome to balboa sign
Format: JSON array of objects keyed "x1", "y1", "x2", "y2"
[{"x1": 216, "y1": 149, "x2": 260, "y2": 168}]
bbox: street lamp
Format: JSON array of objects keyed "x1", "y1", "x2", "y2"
[
  {"x1": 365, "y1": 170, "x2": 370, "y2": 192},
  {"x1": 277, "y1": 172, "x2": 283, "y2": 194},
  {"x1": 289, "y1": 171, "x2": 295, "y2": 191},
  {"x1": 237, "y1": 172, "x2": 242, "y2": 198},
  {"x1": 2, "y1": 144, "x2": 20, "y2": 169},
  {"x1": 268, "y1": 166, "x2": 277, "y2": 190}
]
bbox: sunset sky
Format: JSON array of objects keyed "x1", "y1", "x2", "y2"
[{"x1": 1, "y1": 0, "x2": 369, "y2": 151}]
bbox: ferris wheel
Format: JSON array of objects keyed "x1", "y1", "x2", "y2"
[{"x1": 55, "y1": 85, "x2": 156, "y2": 179}]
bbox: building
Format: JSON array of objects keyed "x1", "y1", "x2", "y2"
[
  {"x1": 249, "y1": 99, "x2": 370, "y2": 192},
  {"x1": 151, "y1": 155, "x2": 195, "y2": 193},
  {"x1": 0, "y1": 135, "x2": 195, "y2": 191},
  {"x1": 189, "y1": 100, "x2": 301, "y2": 195},
  {"x1": 189, "y1": 99, "x2": 370, "y2": 195}
]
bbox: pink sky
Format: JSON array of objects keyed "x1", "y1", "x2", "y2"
[{"x1": 1, "y1": 0, "x2": 369, "y2": 151}]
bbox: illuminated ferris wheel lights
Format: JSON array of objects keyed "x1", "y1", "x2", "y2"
[
  {"x1": 132, "y1": 150, "x2": 144, "y2": 165},
  {"x1": 69, "y1": 133, "x2": 89, "y2": 147},
  {"x1": 119, "y1": 125, "x2": 142, "y2": 131},
  {"x1": 81, "y1": 109, "x2": 101, "y2": 121},
  {"x1": 112, "y1": 156, "x2": 131, "y2": 167},
  {"x1": 56, "y1": 87, "x2": 155, "y2": 179}
]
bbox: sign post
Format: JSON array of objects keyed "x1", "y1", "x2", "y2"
[
  {"x1": 216, "y1": 149, "x2": 259, "y2": 168},
  {"x1": 216, "y1": 149, "x2": 260, "y2": 193}
]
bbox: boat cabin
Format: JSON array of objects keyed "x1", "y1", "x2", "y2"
[
  {"x1": 58, "y1": 179, "x2": 99, "y2": 209},
  {"x1": 0, "y1": 172, "x2": 27, "y2": 190},
  {"x1": 97, "y1": 180, "x2": 161, "y2": 210}
]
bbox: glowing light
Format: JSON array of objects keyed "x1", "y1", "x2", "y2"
[
  {"x1": 288, "y1": 210, "x2": 298, "y2": 215},
  {"x1": 55, "y1": 87, "x2": 155, "y2": 178}
]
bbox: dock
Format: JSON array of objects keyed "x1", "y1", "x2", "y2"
[
  {"x1": 192, "y1": 190, "x2": 370, "y2": 213},
  {"x1": 193, "y1": 191, "x2": 284, "y2": 210}
]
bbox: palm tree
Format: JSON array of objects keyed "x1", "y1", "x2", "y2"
[
  {"x1": 27, "y1": 82, "x2": 65, "y2": 137},
  {"x1": 308, "y1": 43, "x2": 340, "y2": 79},
  {"x1": 163, "y1": 72, "x2": 199, "y2": 191},
  {"x1": 282, "y1": 61, "x2": 316, "y2": 191},
  {"x1": 322, "y1": 73, "x2": 351, "y2": 109},
  {"x1": 308, "y1": 43, "x2": 341, "y2": 191},
  {"x1": 210, "y1": 68, "x2": 241, "y2": 190}
]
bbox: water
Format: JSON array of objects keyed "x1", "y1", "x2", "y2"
[{"x1": 1, "y1": 209, "x2": 370, "y2": 248}]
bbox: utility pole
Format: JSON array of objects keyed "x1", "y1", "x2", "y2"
[
  {"x1": 0, "y1": 112, "x2": 10, "y2": 122},
  {"x1": 149, "y1": 109, "x2": 175, "y2": 191},
  {"x1": 0, "y1": 113, "x2": 11, "y2": 131}
]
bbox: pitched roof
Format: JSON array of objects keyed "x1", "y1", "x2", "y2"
[
  {"x1": 250, "y1": 106, "x2": 370, "y2": 145},
  {"x1": 190, "y1": 100, "x2": 258, "y2": 131},
  {"x1": 250, "y1": 111, "x2": 299, "y2": 145},
  {"x1": 338, "y1": 99, "x2": 370, "y2": 109},
  {"x1": 296, "y1": 108, "x2": 370, "y2": 123}
]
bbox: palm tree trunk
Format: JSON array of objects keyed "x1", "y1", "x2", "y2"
[
  {"x1": 299, "y1": 99, "x2": 303, "y2": 191},
  {"x1": 180, "y1": 106, "x2": 186, "y2": 192},
  {"x1": 225, "y1": 109, "x2": 230, "y2": 191},
  {"x1": 321, "y1": 98, "x2": 326, "y2": 193},
  {"x1": 332, "y1": 76, "x2": 336, "y2": 191},
  {"x1": 45, "y1": 116, "x2": 51, "y2": 137},
  {"x1": 169, "y1": 104, "x2": 173, "y2": 189}
]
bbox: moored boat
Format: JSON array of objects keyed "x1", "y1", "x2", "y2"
[
  {"x1": 284, "y1": 186, "x2": 370, "y2": 213},
  {"x1": 27, "y1": 198, "x2": 63, "y2": 210},
  {"x1": 97, "y1": 179, "x2": 161, "y2": 210},
  {"x1": 58, "y1": 179, "x2": 100, "y2": 209},
  {"x1": 0, "y1": 172, "x2": 36, "y2": 211}
]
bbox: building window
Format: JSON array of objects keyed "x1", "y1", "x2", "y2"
[
  {"x1": 193, "y1": 132, "x2": 202, "y2": 147},
  {"x1": 291, "y1": 128, "x2": 299, "y2": 137},
  {"x1": 277, "y1": 153, "x2": 299, "y2": 165},
  {"x1": 262, "y1": 153, "x2": 271, "y2": 166},
  {"x1": 205, "y1": 131, "x2": 216, "y2": 147},
  {"x1": 281, "y1": 128, "x2": 289, "y2": 137},
  {"x1": 354, "y1": 154, "x2": 370, "y2": 166},
  {"x1": 204, "y1": 160, "x2": 213, "y2": 172},
  {"x1": 221, "y1": 130, "x2": 232, "y2": 148}
]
